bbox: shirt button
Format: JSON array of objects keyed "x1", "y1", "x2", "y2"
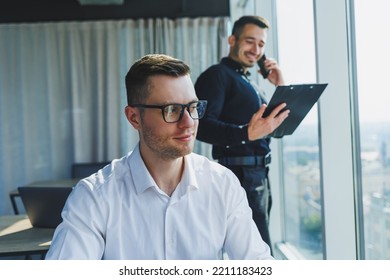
[{"x1": 242, "y1": 141, "x2": 246, "y2": 144}]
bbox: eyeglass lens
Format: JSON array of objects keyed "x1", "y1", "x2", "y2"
[{"x1": 163, "y1": 101, "x2": 206, "y2": 123}]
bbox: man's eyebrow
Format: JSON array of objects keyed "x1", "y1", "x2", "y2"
[{"x1": 159, "y1": 99, "x2": 199, "y2": 105}]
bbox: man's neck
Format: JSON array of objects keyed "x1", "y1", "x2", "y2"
[
  {"x1": 154, "y1": 158, "x2": 184, "y2": 197},
  {"x1": 227, "y1": 55, "x2": 248, "y2": 74},
  {"x1": 140, "y1": 150, "x2": 185, "y2": 197}
]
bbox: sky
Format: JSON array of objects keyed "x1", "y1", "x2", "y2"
[
  {"x1": 354, "y1": 0, "x2": 390, "y2": 123},
  {"x1": 276, "y1": 0, "x2": 390, "y2": 123}
]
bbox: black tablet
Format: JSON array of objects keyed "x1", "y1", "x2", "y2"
[{"x1": 263, "y1": 83, "x2": 328, "y2": 138}]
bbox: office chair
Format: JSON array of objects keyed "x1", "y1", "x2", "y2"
[{"x1": 71, "y1": 161, "x2": 110, "y2": 179}]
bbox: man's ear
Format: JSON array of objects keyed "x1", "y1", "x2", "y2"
[
  {"x1": 124, "y1": 106, "x2": 141, "y2": 130},
  {"x1": 228, "y1": 35, "x2": 236, "y2": 47}
]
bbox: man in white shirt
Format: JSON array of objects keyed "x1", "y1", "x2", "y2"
[{"x1": 45, "y1": 54, "x2": 273, "y2": 260}]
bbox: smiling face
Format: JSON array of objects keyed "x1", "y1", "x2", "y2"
[
  {"x1": 228, "y1": 23, "x2": 267, "y2": 69},
  {"x1": 125, "y1": 74, "x2": 198, "y2": 161}
]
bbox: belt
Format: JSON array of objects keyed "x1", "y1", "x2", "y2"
[{"x1": 218, "y1": 154, "x2": 271, "y2": 167}]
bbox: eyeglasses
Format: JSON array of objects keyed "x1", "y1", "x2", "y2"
[{"x1": 130, "y1": 100, "x2": 208, "y2": 123}]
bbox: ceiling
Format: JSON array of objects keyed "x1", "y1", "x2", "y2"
[{"x1": 0, "y1": 0, "x2": 230, "y2": 23}]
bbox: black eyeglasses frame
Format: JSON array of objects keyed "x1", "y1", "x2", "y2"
[{"x1": 130, "y1": 100, "x2": 207, "y2": 123}]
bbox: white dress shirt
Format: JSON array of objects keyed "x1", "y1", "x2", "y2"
[{"x1": 46, "y1": 144, "x2": 272, "y2": 260}]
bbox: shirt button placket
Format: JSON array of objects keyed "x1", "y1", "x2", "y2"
[{"x1": 164, "y1": 203, "x2": 176, "y2": 259}]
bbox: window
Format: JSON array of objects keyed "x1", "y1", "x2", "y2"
[
  {"x1": 232, "y1": 0, "x2": 390, "y2": 259},
  {"x1": 354, "y1": 0, "x2": 390, "y2": 260},
  {"x1": 276, "y1": 0, "x2": 323, "y2": 259}
]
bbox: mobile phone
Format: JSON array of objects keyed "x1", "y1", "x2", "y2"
[{"x1": 257, "y1": 54, "x2": 270, "y2": 79}]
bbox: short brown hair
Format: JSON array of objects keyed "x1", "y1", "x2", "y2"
[
  {"x1": 231, "y1": 15, "x2": 270, "y2": 39},
  {"x1": 125, "y1": 54, "x2": 190, "y2": 105}
]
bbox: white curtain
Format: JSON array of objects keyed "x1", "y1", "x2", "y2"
[{"x1": 0, "y1": 17, "x2": 229, "y2": 215}]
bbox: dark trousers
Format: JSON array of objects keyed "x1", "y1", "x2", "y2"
[{"x1": 223, "y1": 164, "x2": 273, "y2": 253}]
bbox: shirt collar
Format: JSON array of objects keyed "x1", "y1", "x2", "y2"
[
  {"x1": 129, "y1": 144, "x2": 156, "y2": 195},
  {"x1": 221, "y1": 56, "x2": 251, "y2": 77},
  {"x1": 129, "y1": 144, "x2": 199, "y2": 196},
  {"x1": 182, "y1": 153, "x2": 199, "y2": 190}
]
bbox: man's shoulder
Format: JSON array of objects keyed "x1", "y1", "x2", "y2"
[
  {"x1": 75, "y1": 153, "x2": 131, "y2": 194},
  {"x1": 200, "y1": 61, "x2": 229, "y2": 75},
  {"x1": 195, "y1": 62, "x2": 232, "y2": 89},
  {"x1": 187, "y1": 153, "x2": 243, "y2": 195},
  {"x1": 188, "y1": 153, "x2": 236, "y2": 178}
]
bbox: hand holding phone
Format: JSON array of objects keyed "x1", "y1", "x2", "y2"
[{"x1": 257, "y1": 54, "x2": 270, "y2": 79}]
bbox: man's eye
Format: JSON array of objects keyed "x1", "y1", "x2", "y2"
[
  {"x1": 166, "y1": 105, "x2": 180, "y2": 114},
  {"x1": 189, "y1": 104, "x2": 198, "y2": 112}
]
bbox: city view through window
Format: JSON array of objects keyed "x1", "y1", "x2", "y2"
[
  {"x1": 276, "y1": 0, "x2": 322, "y2": 259},
  {"x1": 355, "y1": 0, "x2": 390, "y2": 259},
  {"x1": 277, "y1": 0, "x2": 390, "y2": 259}
]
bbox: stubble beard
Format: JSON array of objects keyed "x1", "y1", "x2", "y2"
[
  {"x1": 232, "y1": 44, "x2": 255, "y2": 68},
  {"x1": 141, "y1": 125, "x2": 194, "y2": 161}
]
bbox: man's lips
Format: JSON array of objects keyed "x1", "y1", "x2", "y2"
[
  {"x1": 173, "y1": 133, "x2": 193, "y2": 141},
  {"x1": 246, "y1": 53, "x2": 259, "y2": 62}
]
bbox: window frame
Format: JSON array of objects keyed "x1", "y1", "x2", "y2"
[{"x1": 248, "y1": 0, "x2": 362, "y2": 259}]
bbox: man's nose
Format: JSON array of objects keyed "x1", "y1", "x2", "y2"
[
  {"x1": 253, "y1": 44, "x2": 261, "y2": 55},
  {"x1": 178, "y1": 108, "x2": 194, "y2": 127}
]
